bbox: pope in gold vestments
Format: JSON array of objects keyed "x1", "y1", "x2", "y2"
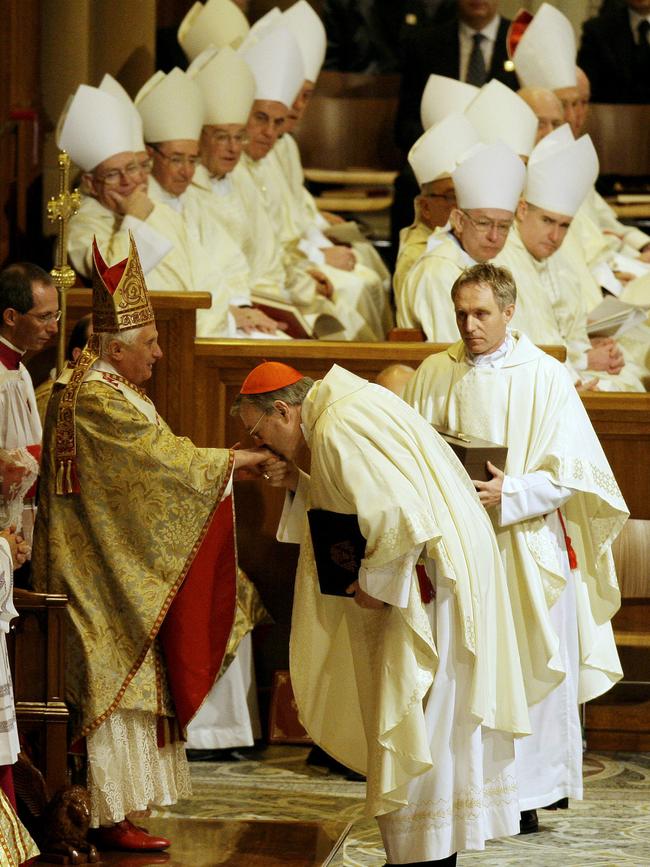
[{"x1": 31, "y1": 236, "x2": 251, "y2": 841}]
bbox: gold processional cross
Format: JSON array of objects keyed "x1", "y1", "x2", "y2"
[{"x1": 47, "y1": 151, "x2": 80, "y2": 373}]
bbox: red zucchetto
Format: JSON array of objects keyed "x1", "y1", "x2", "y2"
[{"x1": 239, "y1": 362, "x2": 304, "y2": 394}]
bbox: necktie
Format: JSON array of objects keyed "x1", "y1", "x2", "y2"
[{"x1": 466, "y1": 32, "x2": 487, "y2": 86}]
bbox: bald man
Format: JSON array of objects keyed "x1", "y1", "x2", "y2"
[
  {"x1": 518, "y1": 87, "x2": 565, "y2": 144},
  {"x1": 374, "y1": 363, "x2": 415, "y2": 398}
]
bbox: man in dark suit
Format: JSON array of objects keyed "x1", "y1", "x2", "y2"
[
  {"x1": 322, "y1": 0, "x2": 457, "y2": 73},
  {"x1": 577, "y1": 0, "x2": 650, "y2": 104},
  {"x1": 395, "y1": 0, "x2": 519, "y2": 152},
  {"x1": 391, "y1": 1, "x2": 519, "y2": 265}
]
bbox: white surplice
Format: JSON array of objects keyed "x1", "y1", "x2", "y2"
[
  {"x1": 277, "y1": 366, "x2": 531, "y2": 862},
  {"x1": 0, "y1": 339, "x2": 41, "y2": 545}
]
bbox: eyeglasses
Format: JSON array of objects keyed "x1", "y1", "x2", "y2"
[
  {"x1": 247, "y1": 409, "x2": 270, "y2": 441},
  {"x1": 461, "y1": 211, "x2": 513, "y2": 236},
  {"x1": 150, "y1": 146, "x2": 200, "y2": 168},
  {"x1": 24, "y1": 310, "x2": 62, "y2": 323},
  {"x1": 207, "y1": 130, "x2": 249, "y2": 147},
  {"x1": 95, "y1": 163, "x2": 141, "y2": 186},
  {"x1": 139, "y1": 157, "x2": 154, "y2": 172}
]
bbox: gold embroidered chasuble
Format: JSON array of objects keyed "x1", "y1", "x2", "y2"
[
  {"x1": 288, "y1": 366, "x2": 530, "y2": 818},
  {"x1": 0, "y1": 788, "x2": 39, "y2": 865},
  {"x1": 32, "y1": 370, "x2": 234, "y2": 740},
  {"x1": 404, "y1": 334, "x2": 627, "y2": 706}
]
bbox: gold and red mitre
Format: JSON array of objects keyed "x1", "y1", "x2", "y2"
[
  {"x1": 92, "y1": 234, "x2": 155, "y2": 334},
  {"x1": 240, "y1": 361, "x2": 304, "y2": 395},
  {"x1": 55, "y1": 234, "x2": 154, "y2": 495}
]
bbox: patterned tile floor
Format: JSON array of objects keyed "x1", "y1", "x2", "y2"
[{"x1": 142, "y1": 748, "x2": 650, "y2": 866}]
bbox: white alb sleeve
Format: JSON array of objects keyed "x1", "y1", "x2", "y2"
[
  {"x1": 500, "y1": 470, "x2": 572, "y2": 527},
  {"x1": 277, "y1": 470, "x2": 311, "y2": 544},
  {"x1": 358, "y1": 545, "x2": 422, "y2": 608}
]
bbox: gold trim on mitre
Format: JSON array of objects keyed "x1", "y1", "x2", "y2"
[
  {"x1": 92, "y1": 232, "x2": 155, "y2": 333},
  {"x1": 54, "y1": 234, "x2": 154, "y2": 494}
]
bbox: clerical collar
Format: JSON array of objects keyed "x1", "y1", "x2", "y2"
[
  {"x1": 0, "y1": 336, "x2": 25, "y2": 370},
  {"x1": 466, "y1": 330, "x2": 515, "y2": 368}
]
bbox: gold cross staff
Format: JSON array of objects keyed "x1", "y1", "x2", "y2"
[{"x1": 47, "y1": 151, "x2": 80, "y2": 373}]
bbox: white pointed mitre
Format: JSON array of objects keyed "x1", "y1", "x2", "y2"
[
  {"x1": 252, "y1": 7, "x2": 282, "y2": 36},
  {"x1": 283, "y1": 0, "x2": 326, "y2": 83},
  {"x1": 528, "y1": 122, "x2": 574, "y2": 161},
  {"x1": 465, "y1": 79, "x2": 538, "y2": 157},
  {"x1": 178, "y1": 0, "x2": 250, "y2": 61},
  {"x1": 420, "y1": 75, "x2": 479, "y2": 131},
  {"x1": 186, "y1": 45, "x2": 218, "y2": 77},
  {"x1": 408, "y1": 114, "x2": 479, "y2": 186},
  {"x1": 237, "y1": 9, "x2": 283, "y2": 53},
  {"x1": 135, "y1": 68, "x2": 204, "y2": 142},
  {"x1": 57, "y1": 84, "x2": 135, "y2": 171},
  {"x1": 194, "y1": 46, "x2": 256, "y2": 124},
  {"x1": 240, "y1": 24, "x2": 304, "y2": 108},
  {"x1": 452, "y1": 141, "x2": 525, "y2": 211},
  {"x1": 513, "y1": 3, "x2": 577, "y2": 90},
  {"x1": 525, "y1": 133, "x2": 598, "y2": 216},
  {"x1": 99, "y1": 74, "x2": 145, "y2": 151}
]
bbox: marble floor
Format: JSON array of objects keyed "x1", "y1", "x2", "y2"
[{"x1": 35, "y1": 748, "x2": 650, "y2": 866}]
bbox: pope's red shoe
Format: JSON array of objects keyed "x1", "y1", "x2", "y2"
[{"x1": 91, "y1": 819, "x2": 171, "y2": 851}]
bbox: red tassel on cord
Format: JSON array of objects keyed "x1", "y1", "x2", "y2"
[
  {"x1": 557, "y1": 510, "x2": 578, "y2": 570},
  {"x1": 416, "y1": 563, "x2": 435, "y2": 603}
]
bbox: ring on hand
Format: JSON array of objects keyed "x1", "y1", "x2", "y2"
[{"x1": 263, "y1": 473, "x2": 270, "y2": 480}]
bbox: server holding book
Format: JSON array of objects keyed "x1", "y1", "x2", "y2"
[
  {"x1": 232, "y1": 359, "x2": 531, "y2": 867},
  {"x1": 404, "y1": 262, "x2": 628, "y2": 835}
]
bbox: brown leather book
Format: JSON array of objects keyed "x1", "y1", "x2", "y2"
[
  {"x1": 433, "y1": 425, "x2": 508, "y2": 482},
  {"x1": 307, "y1": 509, "x2": 367, "y2": 597}
]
